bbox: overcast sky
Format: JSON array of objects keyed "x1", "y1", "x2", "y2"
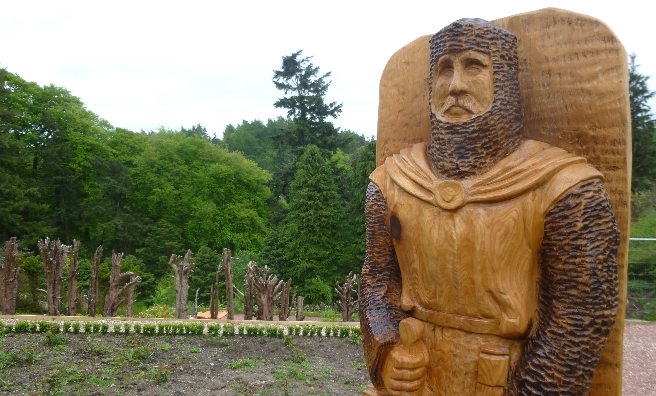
[{"x1": 1, "y1": 1, "x2": 652, "y2": 139}]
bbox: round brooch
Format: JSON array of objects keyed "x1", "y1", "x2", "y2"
[{"x1": 434, "y1": 180, "x2": 466, "y2": 210}]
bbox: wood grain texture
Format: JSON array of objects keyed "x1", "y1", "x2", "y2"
[{"x1": 374, "y1": 8, "x2": 629, "y2": 395}]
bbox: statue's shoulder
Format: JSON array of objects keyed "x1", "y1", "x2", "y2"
[{"x1": 369, "y1": 139, "x2": 604, "y2": 211}]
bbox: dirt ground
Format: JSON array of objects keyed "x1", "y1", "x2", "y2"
[
  {"x1": 0, "y1": 330, "x2": 369, "y2": 396},
  {"x1": 0, "y1": 322, "x2": 654, "y2": 395}
]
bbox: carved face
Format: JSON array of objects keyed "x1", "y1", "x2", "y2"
[{"x1": 430, "y1": 50, "x2": 494, "y2": 123}]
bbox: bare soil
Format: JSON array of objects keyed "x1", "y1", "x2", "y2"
[
  {"x1": 0, "y1": 322, "x2": 654, "y2": 395},
  {"x1": 0, "y1": 330, "x2": 369, "y2": 395}
]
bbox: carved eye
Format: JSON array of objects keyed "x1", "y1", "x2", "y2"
[
  {"x1": 439, "y1": 66, "x2": 454, "y2": 78},
  {"x1": 465, "y1": 59, "x2": 486, "y2": 76},
  {"x1": 436, "y1": 58, "x2": 454, "y2": 79}
]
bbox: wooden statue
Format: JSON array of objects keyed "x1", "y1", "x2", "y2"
[{"x1": 361, "y1": 8, "x2": 629, "y2": 396}]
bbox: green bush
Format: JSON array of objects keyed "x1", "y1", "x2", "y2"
[
  {"x1": 135, "y1": 304, "x2": 175, "y2": 319},
  {"x1": 288, "y1": 325, "x2": 301, "y2": 336},
  {"x1": 143, "y1": 324, "x2": 156, "y2": 336},
  {"x1": 100, "y1": 323, "x2": 109, "y2": 334},
  {"x1": 187, "y1": 323, "x2": 204, "y2": 335},
  {"x1": 83, "y1": 322, "x2": 93, "y2": 333},
  {"x1": 13, "y1": 321, "x2": 28, "y2": 333},
  {"x1": 207, "y1": 324, "x2": 221, "y2": 336},
  {"x1": 133, "y1": 323, "x2": 143, "y2": 334},
  {"x1": 265, "y1": 326, "x2": 283, "y2": 338},
  {"x1": 71, "y1": 322, "x2": 80, "y2": 334},
  {"x1": 222, "y1": 324, "x2": 235, "y2": 337}
]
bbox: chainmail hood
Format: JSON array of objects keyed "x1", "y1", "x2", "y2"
[{"x1": 427, "y1": 18, "x2": 524, "y2": 179}]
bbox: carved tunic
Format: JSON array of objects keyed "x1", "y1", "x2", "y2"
[
  {"x1": 367, "y1": 139, "x2": 606, "y2": 395},
  {"x1": 371, "y1": 139, "x2": 602, "y2": 338}
]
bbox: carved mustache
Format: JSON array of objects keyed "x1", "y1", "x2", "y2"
[{"x1": 438, "y1": 94, "x2": 486, "y2": 116}]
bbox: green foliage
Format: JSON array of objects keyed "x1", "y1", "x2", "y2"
[
  {"x1": 43, "y1": 331, "x2": 67, "y2": 346},
  {"x1": 207, "y1": 324, "x2": 221, "y2": 336},
  {"x1": 227, "y1": 358, "x2": 257, "y2": 370},
  {"x1": 262, "y1": 145, "x2": 348, "y2": 303},
  {"x1": 265, "y1": 326, "x2": 284, "y2": 338},
  {"x1": 320, "y1": 309, "x2": 339, "y2": 322},
  {"x1": 145, "y1": 365, "x2": 171, "y2": 384},
  {"x1": 190, "y1": 246, "x2": 221, "y2": 305},
  {"x1": 272, "y1": 50, "x2": 342, "y2": 152},
  {"x1": 629, "y1": 54, "x2": 656, "y2": 192},
  {"x1": 222, "y1": 323, "x2": 235, "y2": 336},
  {"x1": 142, "y1": 323, "x2": 156, "y2": 335}
]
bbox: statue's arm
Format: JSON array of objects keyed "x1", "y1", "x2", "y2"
[
  {"x1": 507, "y1": 179, "x2": 619, "y2": 395},
  {"x1": 360, "y1": 182, "x2": 409, "y2": 389}
]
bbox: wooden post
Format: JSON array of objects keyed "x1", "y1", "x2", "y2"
[
  {"x1": 223, "y1": 248, "x2": 234, "y2": 320},
  {"x1": 210, "y1": 260, "x2": 222, "y2": 319},
  {"x1": 193, "y1": 288, "x2": 199, "y2": 319},
  {"x1": 296, "y1": 295, "x2": 305, "y2": 321},
  {"x1": 0, "y1": 237, "x2": 20, "y2": 315},
  {"x1": 67, "y1": 239, "x2": 80, "y2": 316},
  {"x1": 335, "y1": 272, "x2": 358, "y2": 322},
  {"x1": 170, "y1": 250, "x2": 193, "y2": 319},
  {"x1": 37, "y1": 238, "x2": 69, "y2": 316},
  {"x1": 278, "y1": 279, "x2": 292, "y2": 321},
  {"x1": 103, "y1": 251, "x2": 141, "y2": 317},
  {"x1": 125, "y1": 274, "x2": 140, "y2": 317},
  {"x1": 88, "y1": 246, "x2": 102, "y2": 317}
]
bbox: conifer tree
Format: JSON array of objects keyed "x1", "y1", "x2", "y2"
[
  {"x1": 262, "y1": 145, "x2": 346, "y2": 303},
  {"x1": 629, "y1": 54, "x2": 656, "y2": 192}
]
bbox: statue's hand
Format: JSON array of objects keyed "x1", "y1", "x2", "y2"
[{"x1": 382, "y1": 317, "x2": 429, "y2": 395}]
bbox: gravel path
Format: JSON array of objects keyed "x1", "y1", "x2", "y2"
[{"x1": 623, "y1": 322, "x2": 656, "y2": 395}]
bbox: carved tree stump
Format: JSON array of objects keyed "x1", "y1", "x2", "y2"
[
  {"x1": 223, "y1": 248, "x2": 234, "y2": 320},
  {"x1": 0, "y1": 237, "x2": 20, "y2": 315},
  {"x1": 278, "y1": 280, "x2": 293, "y2": 321},
  {"x1": 103, "y1": 251, "x2": 141, "y2": 317},
  {"x1": 125, "y1": 274, "x2": 141, "y2": 317},
  {"x1": 88, "y1": 246, "x2": 102, "y2": 317},
  {"x1": 37, "y1": 238, "x2": 69, "y2": 316},
  {"x1": 335, "y1": 272, "x2": 358, "y2": 322},
  {"x1": 170, "y1": 250, "x2": 193, "y2": 319},
  {"x1": 66, "y1": 240, "x2": 80, "y2": 316},
  {"x1": 210, "y1": 258, "x2": 222, "y2": 319},
  {"x1": 248, "y1": 262, "x2": 283, "y2": 321},
  {"x1": 296, "y1": 295, "x2": 305, "y2": 321}
]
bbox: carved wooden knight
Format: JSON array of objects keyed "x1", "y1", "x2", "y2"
[{"x1": 360, "y1": 17, "x2": 622, "y2": 396}]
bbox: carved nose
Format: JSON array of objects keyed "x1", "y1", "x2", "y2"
[{"x1": 449, "y1": 67, "x2": 467, "y2": 94}]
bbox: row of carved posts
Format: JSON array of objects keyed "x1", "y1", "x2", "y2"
[
  {"x1": 0, "y1": 237, "x2": 141, "y2": 318},
  {"x1": 1, "y1": 237, "x2": 358, "y2": 321}
]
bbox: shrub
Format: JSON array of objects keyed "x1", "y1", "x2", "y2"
[
  {"x1": 142, "y1": 324, "x2": 156, "y2": 336},
  {"x1": 207, "y1": 324, "x2": 221, "y2": 336},
  {"x1": 133, "y1": 323, "x2": 143, "y2": 334},
  {"x1": 135, "y1": 304, "x2": 175, "y2": 319},
  {"x1": 71, "y1": 322, "x2": 80, "y2": 334},
  {"x1": 288, "y1": 325, "x2": 301, "y2": 336},
  {"x1": 188, "y1": 323, "x2": 204, "y2": 335},
  {"x1": 222, "y1": 324, "x2": 235, "y2": 337},
  {"x1": 12, "y1": 321, "x2": 26, "y2": 333},
  {"x1": 265, "y1": 326, "x2": 283, "y2": 338},
  {"x1": 83, "y1": 322, "x2": 93, "y2": 333},
  {"x1": 100, "y1": 323, "x2": 109, "y2": 334}
]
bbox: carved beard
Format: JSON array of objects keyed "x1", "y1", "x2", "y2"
[{"x1": 427, "y1": 18, "x2": 524, "y2": 180}]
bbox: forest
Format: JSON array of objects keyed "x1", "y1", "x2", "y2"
[
  {"x1": 1, "y1": 51, "x2": 655, "y2": 319},
  {"x1": 0, "y1": 50, "x2": 374, "y2": 315}
]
